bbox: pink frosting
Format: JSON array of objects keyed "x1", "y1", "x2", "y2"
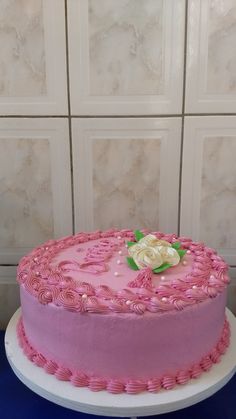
[
  {"x1": 17, "y1": 316, "x2": 230, "y2": 394},
  {"x1": 16, "y1": 229, "x2": 230, "y2": 315}
]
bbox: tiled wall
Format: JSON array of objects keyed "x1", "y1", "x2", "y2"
[{"x1": 1, "y1": 0, "x2": 236, "y2": 328}]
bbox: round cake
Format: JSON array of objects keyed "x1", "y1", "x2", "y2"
[{"x1": 17, "y1": 229, "x2": 230, "y2": 394}]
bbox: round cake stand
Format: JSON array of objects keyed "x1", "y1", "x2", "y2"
[{"x1": 5, "y1": 308, "x2": 236, "y2": 418}]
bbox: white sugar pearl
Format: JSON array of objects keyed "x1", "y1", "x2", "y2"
[
  {"x1": 210, "y1": 275, "x2": 215, "y2": 279},
  {"x1": 186, "y1": 250, "x2": 191, "y2": 255},
  {"x1": 182, "y1": 260, "x2": 187, "y2": 266},
  {"x1": 45, "y1": 247, "x2": 49, "y2": 250},
  {"x1": 161, "y1": 297, "x2": 168, "y2": 302},
  {"x1": 114, "y1": 272, "x2": 119, "y2": 277},
  {"x1": 161, "y1": 275, "x2": 165, "y2": 281},
  {"x1": 118, "y1": 250, "x2": 122, "y2": 255},
  {"x1": 192, "y1": 285, "x2": 197, "y2": 290},
  {"x1": 117, "y1": 236, "x2": 122, "y2": 240},
  {"x1": 117, "y1": 260, "x2": 121, "y2": 265},
  {"x1": 125, "y1": 244, "x2": 128, "y2": 248},
  {"x1": 126, "y1": 300, "x2": 132, "y2": 305},
  {"x1": 82, "y1": 294, "x2": 87, "y2": 299}
]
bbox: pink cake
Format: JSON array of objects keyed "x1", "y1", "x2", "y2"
[{"x1": 17, "y1": 229, "x2": 230, "y2": 394}]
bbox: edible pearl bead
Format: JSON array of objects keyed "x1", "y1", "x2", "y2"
[
  {"x1": 33, "y1": 257, "x2": 38, "y2": 262},
  {"x1": 161, "y1": 276, "x2": 165, "y2": 281},
  {"x1": 118, "y1": 250, "x2": 122, "y2": 255},
  {"x1": 161, "y1": 297, "x2": 168, "y2": 302},
  {"x1": 125, "y1": 244, "x2": 128, "y2": 248},
  {"x1": 187, "y1": 250, "x2": 191, "y2": 255},
  {"x1": 192, "y1": 285, "x2": 197, "y2": 289},
  {"x1": 82, "y1": 294, "x2": 87, "y2": 299},
  {"x1": 45, "y1": 247, "x2": 49, "y2": 250},
  {"x1": 117, "y1": 260, "x2": 121, "y2": 265},
  {"x1": 114, "y1": 272, "x2": 119, "y2": 277},
  {"x1": 36, "y1": 271, "x2": 40, "y2": 276},
  {"x1": 210, "y1": 275, "x2": 215, "y2": 279},
  {"x1": 126, "y1": 300, "x2": 132, "y2": 305},
  {"x1": 117, "y1": 236, "x2": 122, "y2": 240},
  {"x1": 182, "y1": 260, "x2": 187, "y2": 266}
]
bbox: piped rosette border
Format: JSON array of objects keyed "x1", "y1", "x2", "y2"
[
  {"x1": 17, "y1": 316, "x2": 230, "y2": 394},
  {"x1": 17, "y1": 229, "x2": 230, "y2": 315}
]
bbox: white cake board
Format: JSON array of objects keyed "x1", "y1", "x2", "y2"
[{"x1": 5, "y1": 308, "x2": 236, "y2": 418}]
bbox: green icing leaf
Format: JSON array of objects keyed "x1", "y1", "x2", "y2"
[
  {"x1": 171, "y1": 241, "x2": 181, "y2": 250},
  {"x1": 126, "y1": 257, "x2": 139, "y2": 271},
  {"x1": 153, "y1": 263, "x2": 172, "y2": 274},
  {"x1": 134, "y1": 230, "x2": 145, "y2": 242},
  {"x1": 177, "y1": 249, "x2": 187, "y2": 259},
  {"x1": 127, "y1": 241, "x2": 136, "y2": 247}
]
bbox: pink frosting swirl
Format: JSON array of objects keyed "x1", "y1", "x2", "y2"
[
  {"x1": 89, "y1": 377, "x2": 107, "y2": 391},
  {"x1": 56, "y1": 290, "x2": 84, "y2": 312},
  {"x1": 44, "y1": 360, "x2": 58, "y2": 374},
  {"x1": 176, "y1": 370, "x2": 190, "y2": 385},
  {"x1": 24, "y1": 275, "x2": 41, "y2": 296},
  {"x1": 70, "y1": 372, "x2": 89, "y2": 387},
  {"x1": 59, "y1": 276, "x2": 77, "y2": 289},
  {"x1": 55, "y1": 367, "x2": 72, "y2": 381},
  {"x1": 95, "y1": 285, "x2": 115, "y2": 299},
  {"x1": 190, "y1": 364, "x2": 202, "y2": 379},
  {"x1": 108, "y1": 298, "x2": 128, "y2": 313},
  {"x1": 117, "y1": 288, "x2": 136, "y2": 300},
  {"x1": 38, "y1": 285, "x2": 59, "y2": 304},
  {"x1": 129, "y1": 301, "x2": 146, "y2": 315},
  {"x1": 210, "y1": 348, "x2": 221, "y2": 364},
  {"x1": 107, "y1": 380, "x2": 125, "y2": 394},
  {"x1": 32, "y1": 353, "x2": 47, "y2": 367},
  {"x1": 85, "y1": 297, "x2": 108, "y2": 313},
  {"x1": 161, "y1": 375, "x2": 176, "y2": 390},
  {"x1": 17, "y1": 269, "x2": 28, "y2": 284},
  {"x1": 125, "y1": 380, "x2": 147, "y2": 394},
  {"x1": 200, "y1": 355, "x2": 213, "y2": 371},
  {"x1": 147, "y1": 378, "x2": 161, "y2": 392},
  {"x1": 76, "y1": 282, "x2": 95, "y2": 296}
]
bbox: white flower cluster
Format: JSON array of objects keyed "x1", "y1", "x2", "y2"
[{"x1": 128, "y1": 234, "x2": 180, "y2": 270}]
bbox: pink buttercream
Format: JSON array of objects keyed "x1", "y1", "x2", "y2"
[
  {"x1": 17, "y1": 315, "x2": 230, "y2": 394},
  {"x1": 17, "y1": 230, "x2": 230, "y2": 315}
]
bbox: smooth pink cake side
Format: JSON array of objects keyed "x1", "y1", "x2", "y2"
[{"x1": 19, "y1": 286, "x2": 229, "y2": 392}]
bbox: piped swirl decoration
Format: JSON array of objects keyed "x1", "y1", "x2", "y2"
[
  {"x1": 16, "y1": 229, "x2": 230, "y2": 315},
  {"x1": 17, "y1": 316, "x2": 230, "y2": 394}
]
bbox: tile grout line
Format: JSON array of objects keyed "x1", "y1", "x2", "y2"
[
  {"x1": 65, "y1": 0, "x2": 75, "y2": 235},
  {"x1": 177, "y1": 0, "x2": 188, "y2": 236},
  {"x1": 1, "y1": 114, "x2": 236, "y2": 118}
]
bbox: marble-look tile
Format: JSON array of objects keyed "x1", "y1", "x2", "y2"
[
  {"x1": 0, "y1": 0, "x2": 46, "y2": 96},
  {"x1": 0, "y1": 137, "x2": 53, "y2": 248},
  {"x1": 207, "y1": 0, "x2": 236, "y2": 94},
  {"x1": 92, "y1": 138, "x2": 160, "y2": 229},
  {"x1": 88, "y1": 0, "x2": 164, "y2": 95},
  {"x1": 200, "y1": 137, "x2": 236, "y2": 248},
  {"x1": 0, "y1": 284, "x2": 20, "y2": 330}
]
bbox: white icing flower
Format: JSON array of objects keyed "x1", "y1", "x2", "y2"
[
  {"x1": 156, "y1": 246, "x2": 180, "y2": 266},
  {"x1": 138, "y1": 234, "x2": 171, "y2": 249},
  {"x1": 132, "y1": 246, "x2": 163, "y2": 270},
  {"x1": 128, "y1": 234, "x2": 180, "y2": 270}
]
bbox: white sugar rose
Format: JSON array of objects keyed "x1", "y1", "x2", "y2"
[
  {"x1": 132, "y1": 246, "x2": 163, "y2": 270},
  {"x1": 138, "y1": 234, "x2": 171, "y2": 249},
  {"x1": 157, "y1": 246, "x2": 180, "y2": 266}
]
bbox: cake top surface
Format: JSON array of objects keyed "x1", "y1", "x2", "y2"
[{"x1": 17, "y1": 229, "x2": 230, "y2": 315}]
